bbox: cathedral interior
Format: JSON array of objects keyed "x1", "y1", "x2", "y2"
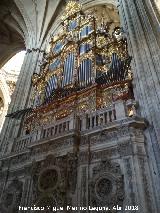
[{"x1": 0, "y1": 0, "x2": 160, "y2": 212}]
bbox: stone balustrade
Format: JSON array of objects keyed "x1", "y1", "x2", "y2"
[
  {"x1": 12, "y1": 134, "x2": 32, "y2": 152},
  {"x1": 12, "y1": 100, "x2": 137, "y2": 153}
]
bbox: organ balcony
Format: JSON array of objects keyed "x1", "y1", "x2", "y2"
[{"x1": 11, "y1": 99, "x2": 146, "y2": 154}]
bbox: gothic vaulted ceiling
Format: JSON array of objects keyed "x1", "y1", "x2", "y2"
[
  {"x1": 0, "y1": 0, "x2": 65, "y2": 68},
  {"x1": 0, "y1": 0, "x2": 119, "y2": 68},
  {"x1": 0, "y1": 0, "x2": 27, "y2": 68}
]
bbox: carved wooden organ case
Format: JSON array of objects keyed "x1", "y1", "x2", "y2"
[{"x1": 25, "y1": 1, "x2": 133, "y2": 131}]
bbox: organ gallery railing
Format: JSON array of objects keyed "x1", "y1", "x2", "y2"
[{"x1": 12, "y1": 100, "x2": 137, "y2": 153}]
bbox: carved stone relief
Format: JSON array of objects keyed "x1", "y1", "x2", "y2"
[
  {"x1": 30, "y1": 153, "x2": 78, "y2": 209},
  {"x1": 79, "y1": 148, "x2": 118, "y2": 164},
  {"x1": 90, "y1": 159, "x2": 124, "y2": 209},
  {"x1": 95, "y1": 177, "x2": 112, "y2": 200},
  {"x1": 31, "y1": 137, "x2": 74, "y2": 156},
  {"x1": 38, "y1": 168, "x2": 59, "y2": 192},
  {"x1": 35, "y1": 195, "x2": 57, "y2": 213},
  {"x1": 0, "y1": 178, "x2": 23, "y2": 213},
  {"x1": 117, "y1": 141, "x2": 132, "y2": 157}
]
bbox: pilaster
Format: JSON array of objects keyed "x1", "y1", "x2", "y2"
[{"x1": 117, "y1": 0, "x2": 160, "y2": 210}]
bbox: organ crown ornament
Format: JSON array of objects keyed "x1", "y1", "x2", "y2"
[{"x1": 62, "y1": 0, "x2": 82, "y2": 20}]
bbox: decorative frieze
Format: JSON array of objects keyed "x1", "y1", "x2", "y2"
[
  {"x1": 79, "y1": 148, "x2": 118, "y2": 164},
  {"x1": 31, "y1": 137, "x2": 75, "y2": 156}
]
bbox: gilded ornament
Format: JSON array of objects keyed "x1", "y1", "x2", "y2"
[
  {"x1": 61, "y1": 1, "x2": 82, "y2": 20},
  {"x1": 24, "y1": 0, "x2": 132, "y2": 131}
]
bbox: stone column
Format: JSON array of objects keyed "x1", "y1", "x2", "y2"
[
  {"x1": 117, "y1": 0, "x2": 160, "y2": 210},
  {"x1": 0, "y1": 49, "x2": 41, "y2": 156}
]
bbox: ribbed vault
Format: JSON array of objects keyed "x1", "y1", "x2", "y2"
[{"x1": 0, "y1": 0, "x2": 27, "y2": 68}]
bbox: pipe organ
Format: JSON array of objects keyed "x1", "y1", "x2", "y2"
[{"x1": 25, "y1": 0, "x2": 133, "y2": 131}]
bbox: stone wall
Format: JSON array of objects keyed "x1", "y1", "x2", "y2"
[{"x1": 0, "y1": 112, "x2": 156, "y2": 213}]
